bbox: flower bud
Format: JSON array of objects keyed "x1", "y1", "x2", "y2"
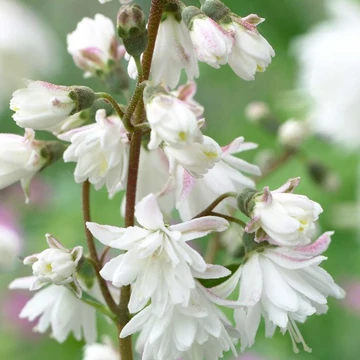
[
  {"x1": 10, "y1": 81, "x2": 95, "y2": 132},
  {"x1": 23, "y1": 234, "x2": 83, "y2": 296},
  {"x1": 143, "y1": 84, "x2": 199, "y2": 150},
  {"x1": 117, "y1": 5, "x2": 148, "y2": 57},
  {"x1": 201, "y1": 0, "x2": 232, "y2": 24},
  {"x1": 278, "y1": 119, "x2": 309, "y2": 149}
]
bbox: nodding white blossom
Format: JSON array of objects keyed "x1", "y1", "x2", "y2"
[
  {"x1": 23, "y1": 234, "x2": 83, "y2": 296},
  {"x1": 9, "y1": 276, "x2": 101, "y2": 344},
  {"x1": 67, "y1": 14, "x2": 120, "y2": 78},
  {"x1": 59, "y1": 109, "x2": 129, "y2": 198},
  {"x1": 10, "y1": 81, "x2": 79, "y2": 132},
  {"x1": 164, "y1": 134, "x2": 222, "y2": 178},
  {"x1": 0, "y1": 130, "x2": 47, "y2": 198},
  {"x1": 0, "y1": 223, "x2": 22, "y2": 271},
  {"x1": 176, "y1": 137, "x2": 261, "y2": 221},
  {"x1": 121, "y1": 281, "x2": 239, "y2": 360},
  {"x1": 87, "y1": 193, "x2": 229, "y2": 315},
  {"x1": 278, "y1": 119, "x2": 309, "y2": 149},
  {"x1": 294, "y1": 0, "x2": 360, "y2": 149},
  {"x1": 0, "y1": 0, "x2": 60, "y2": 110},
  {"x1": 83, "y1": 338, "x2": 119, "y2": 360},
  {"x1": 245, "y1": 178, "x2": 323, "y2": 247},
  {"x1": 170, "y1": 82, "x2": 204, "y2": 119},
  {"x1": 184, "y1": 9, "x2": 235, "y2": 68},
  {"x1": 228, "y1": 15, "x2": 275, "y2": 81},
  {"x1": 144, "y1": 88, "x2": 199, "y2": 150},
  {"x1": 150, "y1": 11, "x2": 199, "y2": 89},
  {"x1": 231, "y1": 232, "x2": 345, "y2": 352}
]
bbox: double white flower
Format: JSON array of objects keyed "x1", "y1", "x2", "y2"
[
  {"x1": 59, "y1": 109, "x2": 129, "y2": 198},
  {"x1": 87, "y1": 193, "x2": 229, "y2": 315},
  {"x1": 245, "y1": 178, "x2": 323, "y2": 246},
  {"x1": 0, "y1": 129, "x2": 47, "y2": 198},
  {"x1": 231, "y1": 232, "x2": 345, "y2": 352}
]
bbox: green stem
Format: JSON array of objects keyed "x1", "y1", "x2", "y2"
[
  {"x1": 209, "y1": 211, "x2": 247, "y2": 228},
  {"x1": 96, "y1": 92, "x2": 134, "y2": 132}
]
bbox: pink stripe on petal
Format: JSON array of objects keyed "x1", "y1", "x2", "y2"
[{"x1": 295, "y1": 231, "x2": 333, "y2": 256}]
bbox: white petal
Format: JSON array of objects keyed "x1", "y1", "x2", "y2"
[{"x1": 135, "y1": 193, "x2": 164, "y2": 230}]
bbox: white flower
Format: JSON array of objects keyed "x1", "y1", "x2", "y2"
[
  {"x1": 293, "y1": 0, "x2": 360, "y2": 149},
  {"x1": 83, "y1": 337, "x2": 119, "y2": 360},
  {"x1": 67, "y1": 14, "x2": 119, "y2": 78},
  {"x1": 231, "y1": 232, "x2": 345, "y2": 352},
  {"x1": 0, "y1": 129, "x2": 47, "y2": 199},
  {"x1": 0, "y1": 0, "x2": 60, "y2": 110},
  {"x1": 228, "y1": 15, "x2": 275, "y2": 81},
  {"x1": 0, "y1": 224, "x2": 22, "y2": 271},
  {"x1": 11, "y1": 81, "x2": 77, "y2": 132},
  {"x1": 151, "y1": 11, "x2": 199, "y2": 89},
  {"x1": 278, "y1": 119, "x2": 309, "y2": 149},
  {"x1": 165, "y1": 134, "x2": 222, "y2": 178},
  {"x1": 184, "y1": 9, "x2": 235, "y2": 68},
  {"x1": 59, "y1": 109, "x2": 129, "y2": 198},
  {"x1": 23, "y1": 234, "x2": 83, "y2": 295},
  {"x1": 170, "y1": 82, "x2": 204, "y2": 119},
  {"x1": 87, "y1": 193, "x2": 229, "y2": 315},
  {"x1": 245, "y1": 178, "x2": 323, "y2": 247},
  {"x1": 144, "y1": 88, "x2": 199, "y2": 150},
  {"x1": 176, "y1": 137, "x2": 261, "y2": 221},
  {"x1": 121, "y1": 281, "x2": 239, "y2": 360},
  {"x1": 9, "y1": 276, "x2": 100, "y2": 344}
]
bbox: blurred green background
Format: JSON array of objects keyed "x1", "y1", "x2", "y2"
[{"x1": 0, "y1": 0, "x2": 359, "y2": 359}]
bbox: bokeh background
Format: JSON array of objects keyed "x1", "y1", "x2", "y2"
[{"x1": 0, "y1": 0, "x2": 359, "y2": 359}]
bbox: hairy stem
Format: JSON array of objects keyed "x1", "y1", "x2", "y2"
[
  {"x1": 81, "y1": 181, "x2": 118, "y2": 315},
  {"x1": 192, "y1": 192, "x2": 237, "y2": 219},
  {"x1": 118, "y1": 1, "x2": 165, "y2": 359}
]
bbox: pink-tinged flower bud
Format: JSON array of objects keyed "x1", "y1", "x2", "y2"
[
  {"x1": 117, "y1": 4, "x2": 148, "y2": 57},
  {"x1": 238, "y1": 177, "x2": 323, "y2": 246},
  {"x1": 182, "y1": 6, "x2": 235, "y2": 68},
  {"x1": 10, "y1": 81, "x2": 95, "y2": 132},
  {"x1": 0, "y1": 130, "x2": 47, "y2": 201},
  {"x1": 67, "y1": 14, "x2": 120, "y2": 78},
  {"x1": 23, "y1": 234, "x2": 83, "y2": 297},
  {"x1": 278, "y1": 119, "x2": 309, "y2": 149},
  {"x1": 143, "y1": 84, "x2": 199, "y2": 150}
]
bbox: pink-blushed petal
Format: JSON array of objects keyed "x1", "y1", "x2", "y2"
[
  {"x1": 245, "y1": 215, "x2": 261, "y2": 233},
  {"x1": 272, "y1": 177, "x2": 301, "y2": 194},
  {"x1": 295, "y1": 231, "x2": 333, "y2": 256},
  {"x1": 260, "y1": 186, "x2": 272, "y2": 205},
  {"x1": 221, "y1": 137, "x2": 258, "y2": 156},
  {"x1": 170, "y1": 216, "x2": 229, "y2": 241},
  {"x1": 135, "y1": 193, "x2": 164, "y2": 230},
  {"x1": 86, "y1": 222, "x2": 125, "y2": 246},
  {"x1": 210, "y1": 266, "x2": 242, "y2": 298},
  {"x1": 239, "y1": 253, "x2": 263, "y2": 305},
  {"x1": 9, "y1": 276, "x2": 36, "y2": 290},
  {"x1": 264, "y1": 248, "x2": 327, "y2": 269},
  {"x1": 193, "y1": 264, "x2": 231, "y2": 279},
  {"x1": 201, "y1": 285, "x2": 248, "y2": 308}
]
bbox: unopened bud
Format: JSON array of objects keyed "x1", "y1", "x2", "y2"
[
  {"x1": 278, "y1": 119, "x2": 309, "y2": 149},
  {"x1": 201, "y1": 0, "x2": 232, "y2": 24},
  {"x1": 117, "y1": 5, "x2": 148, "y2": 57},
  {"x1": 69, "y1": 86, "x2": 97, "y2": 114},
  {"x1": 236, "y1": 188, "x2": 258, "y2": 217}
]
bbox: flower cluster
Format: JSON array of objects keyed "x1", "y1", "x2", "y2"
[{"x1": 1, "y1": 0, "x2": 346, "y2": 360}]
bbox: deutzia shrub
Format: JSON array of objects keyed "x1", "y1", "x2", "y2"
[{"x1": 2, "y1": 0, "x2": 345, "y2": 359}]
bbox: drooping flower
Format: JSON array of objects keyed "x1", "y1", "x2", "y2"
[
  {"x1": 242, "y1": 178, "x2": 323, "y2": 247},
  {"x1": 293, "y1": 0, "x2": 360, "y2": 149},
  {"x1": 0, "y1": 130, "x2": 47, "y2": 200},
  {"x1": 230, "y1": 232, "x2": 345, "y2": 352},
  {"x1": 228, "y1": 15, "x2": 275, "y2": 81},
  {"x1": 67, "y1": 14, "x2": 121, "y2": 78},
  {"x1": 9, "y1": 276, "x2": 100, "y2": 344},
  {"x1": 23, "y1": 234, "x2": 83, "y2": 296},
  {"x1": 143, "y1": 85, "x2": 199, "y2": 150},
  {"x1": 150, "y1": 7, "x2": 199, "y2": 89},
  {"x1": 121, "y1": 281, "x2": 239, "y2": 360},
  {"x1": 176, "y1": 137, "x2": 261, "y2": 221},
  {"x1": 59, "y1": 109, "x2": 129, "y2": 198},
  {"x1": 87, "y1": 193, "x2": 229, "y2": 315},
  {"x1": 10, "y1": 81, "x2": 95, "y2": 132},
  {"x1": 183, "y1": 7, "x2": 235, "y2": 69}
]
